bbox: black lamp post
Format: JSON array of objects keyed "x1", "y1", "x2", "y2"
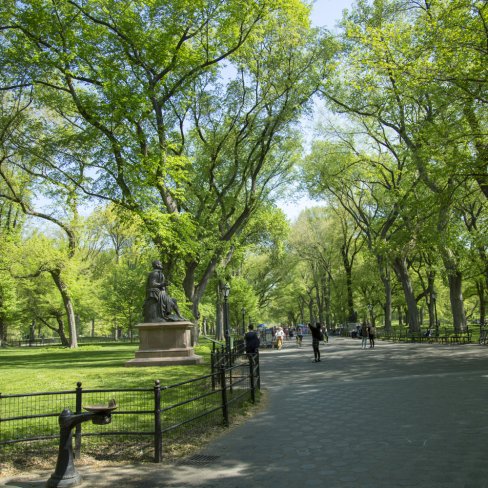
[
  {"x1": 241, "y1": 307, "x2": 246, "y2": 335},
  {"x1": 223, "y1": 283, "x2": 231, "y2": 356}
]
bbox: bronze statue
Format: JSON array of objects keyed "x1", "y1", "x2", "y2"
[{"x1": 143, "y1": 260, "x2": 185, "y2": 322}]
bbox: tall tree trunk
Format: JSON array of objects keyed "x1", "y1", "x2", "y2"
[
  {"x1": 308, "y1": 294, "x2": 314, "y2": 325},
  {"x1": 55, "y1": 316, "x2": 70, "y2": 347},
  {"x1": 446, "y1": 269, "x2": 466, "y2": 333},
  {"x1": 0, "y1": 318, "x2": 6, "y2": 344},
  {"x1": 298, "y1": 296, "x2": 305, "y2": 324},
  {"x1": 315, "y1": 282, "x2": 324, "y2": 324},
  {"x1": 437, "y1": 192, "x2": 466, "y2": 333},
  {"x1": 393, "y1": 256, "x2": 420, "y2": 333},
  {"x1": 215, "y1": 281, "x2": 224, "y2": 341},
  {"x1": 426, "y1": 271, "x2": 436, "y2": 331},
  {"x1": 476, "y1": 280, "x2": 485, "y2": 326},
  {"x1": 202, "y1": 317, "x2": 208, "y2": 336},
  {"x1": 50, "y1": 269, "x2": 78, "y2": 348},
  {"x1": 377, "y1": 255, "x2": 392, "y2": 332},
  {"x1": 324, "y1": 275, "x2": 332, "y2": 328},
  {"x1": 441, "y1": 250, "x2": 467, "y2": 333},
  {"x1": 342, "y1": 247, "x2": 355, "y2": 322},
  {"x1": 29, "y1": 320, "x2": 36, "y2": 346}
]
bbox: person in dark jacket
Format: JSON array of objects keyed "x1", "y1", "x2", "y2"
[
  {"x1": 245, "y1": 324, "x2": 260, "y2": 354},
  {"x1": 368, "y1": 323, "x2": 376, "y2": 348},
  {"x1": 308, "y1": 322, "x2": 323, "y2": 362}
]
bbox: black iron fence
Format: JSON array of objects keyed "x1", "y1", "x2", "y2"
[
  {"x1": 376, "y1": 327, "x2": 475, "y2": 344},
  {"x1": 0, "y1": 348, "x2": 260, "y2": 465}
]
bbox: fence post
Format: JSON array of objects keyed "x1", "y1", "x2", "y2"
[
  {"x1": 229, "y1": 350, "x2": 233, "y2": 395},
  {"x1": 220, "y1": 365, "x2": 229, "y2": 427},
  {"x1": 249, "y1": 356, "x2": 255, "y2": 404},
  {"x1": 256, "y1": 351, "x2": 261, "y2": 390},
  {"x1": 154, "y1": 380, "x2": 162, "y2": 463},
  {"x1": 211, "y1": 351, "x2": 216, "y2": 391},
  {"x1": 74, "y1": 382, "x2": 82, "y2": 459}
]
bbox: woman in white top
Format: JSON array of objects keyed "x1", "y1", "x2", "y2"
[{"x1": 275, "y1": 327, "x2": 285, "y2": 350}]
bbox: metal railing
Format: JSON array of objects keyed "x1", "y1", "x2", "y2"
[
  {"x1": 0, "y1": 349, "x2": 260, "y2": 464},
  {"x1": 377, "y1": 327, "x2": 474, "y2": 344}
]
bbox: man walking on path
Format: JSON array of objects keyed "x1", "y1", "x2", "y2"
[
  {"x1": 244, "y1": 324, "x2": 260, "y2": 354},
  {"x1": 308, "y1": 322, "x2": 323, "y2": 361},
  {"x1": 368, "y1": 323, "x2": 376, "y2": 348},
  {"x1": 361, "y1": 320, "x2": 369, "y2": 349}
]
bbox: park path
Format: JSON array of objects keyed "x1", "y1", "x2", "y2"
[{"x1": 2, "y1": 336, "x2": 488, "y2": 487}]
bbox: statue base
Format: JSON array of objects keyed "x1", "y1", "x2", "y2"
[{"x1": 125, "y1": 321, "x2": 203, "y2": 367}]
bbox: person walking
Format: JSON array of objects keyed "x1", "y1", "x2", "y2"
[
  {"x1": 296, "y1": 326, "x2": 303, "y2": 347},
  {"x1": 244, "y1": 324, "x2": 260, "y2": 356},
  {"x1": 275, "y1": 326, "x2": 285, "y2": 350},
  {"x1": 309, "y1": 322, "x2": 323, "y2": 362},
  {"x1": 361, "y1": 321, "x2": 369, "y2": 349},
  {"x1": 321, "y1": 322, "x2": 329, "y2": 343},
  {"x1": 368, "y1": 323, "x2": 376, "y2": 348}
]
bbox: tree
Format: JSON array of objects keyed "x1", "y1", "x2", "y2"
[
  {"x1": 309, "y1": 0, "x2": 487, "y2": 332},
  {"x1": 0, "y1": 0, "x2": 334, "y2": 322}
]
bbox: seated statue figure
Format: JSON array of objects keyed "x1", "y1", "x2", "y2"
[{"x1": 143, "y1": 260, "x2": 185, "y2": 322}]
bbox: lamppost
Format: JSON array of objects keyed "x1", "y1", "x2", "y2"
[
  {"x1": 432, "y1": 291, "x2": 439, "y2": 337},
  {"x1": 241, "y1": 307, "x2": 246, "y2": 335},
  {"x1": 222, "y1": 283, "x2": 231, "y2": 356}
]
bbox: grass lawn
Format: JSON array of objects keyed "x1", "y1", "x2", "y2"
[
  {"x1": 0, "y1": 339, "x2": 261, "y2": 477},
  {"x1": 0, "y1": 341, "x2": 214, "y2": 394}
]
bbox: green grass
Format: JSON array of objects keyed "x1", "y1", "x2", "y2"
[
  {"x1": 0, "y1": 342, "x2": 214, "y2": 394},
  {"x1": 0, "y1": 340, "x2": 258, "y2": 475}
]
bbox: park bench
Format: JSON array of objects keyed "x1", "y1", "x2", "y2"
[
  {"x1": 449, "y1": 332, "x2": 472, "y2": 344},
  {"x1": 432, "y1": 334, "x2": 449, "y2": 344},
  {"x1": 420, "y1": 332, "x2": 449, "y2": 344},
  {"x1": 406, "y1": 333, "x2": 424, "y2": 343}
]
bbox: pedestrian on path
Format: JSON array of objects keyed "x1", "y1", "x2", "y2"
[
  {"x1": 275, "y1": 327, "x2": 285, "y2": 350},
  {"x1": 321, "y1": 322, "x2": 329, "y2": 343},
  {"x1": 296, "y1": 326, "x2": 303, "y2": 347},
  {"x1": 245, "y1": 324, "x2": 260, "y2": 354},
  {"x1": 361, "y1": 321, "x2": 369, "y2": 349},
  {"x1": 309, "y1": 322, "x2": 323, "y2": 362},
  {"x1": 368, "y1": 323, "x2": 376, "y2": 348}
]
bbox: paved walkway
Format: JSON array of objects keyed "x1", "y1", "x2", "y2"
[{"x1": 2, "y1": 337, "x2": 488, "y2": 488}]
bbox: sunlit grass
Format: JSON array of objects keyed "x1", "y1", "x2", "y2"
[
  {"x1": 0, "y1": 340, "x2": 258, "y2": 476},
  {"x1": 0, "y1": 342, "x2": 214, "y2": 394}
]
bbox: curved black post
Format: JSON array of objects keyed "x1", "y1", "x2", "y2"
[
  {"x1": 220, "y1": 365, "x2": 229, "y2": 427},
  {"x1": 46, "y1": 408, "x2": 112, "y2": 487},
  {"x1": 249, "y1": 355, "x2": 256, "y2": 404},
  {"x1": 74, "y1": 382, "x2": 82, "y2": 459}
]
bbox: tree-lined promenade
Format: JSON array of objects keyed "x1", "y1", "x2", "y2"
[{"x1": 0, "y1": 0, "x2": 486, "y2": 347}]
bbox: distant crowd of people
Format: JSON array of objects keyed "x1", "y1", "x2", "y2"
[{"x1": 244, "y1": 320, "x2": 377, "y2": 364}]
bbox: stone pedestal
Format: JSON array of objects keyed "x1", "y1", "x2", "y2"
[{"x1": 125, "y1": 321, "x2": 203, "y2": 367}]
